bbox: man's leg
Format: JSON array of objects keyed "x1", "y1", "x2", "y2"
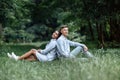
[
  {"x1": 70, "y1": 46, "x2": 83, "y2": 56},
  {"x1": 83, "y1": 51, "x2": 94, "y2": 58},
  {"x1": 70, "y1": 46, "x2": 94, "y2": 58}
]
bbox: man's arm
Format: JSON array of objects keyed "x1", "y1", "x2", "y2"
[{"x1": 68, "y1": 40, "x2": 88, "y2": 51}]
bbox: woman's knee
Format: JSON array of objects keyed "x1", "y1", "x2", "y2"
[{"x1": 30, "y1": 49, "x2": 37, "y2": 53}]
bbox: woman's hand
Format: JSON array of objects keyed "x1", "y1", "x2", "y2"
[{"x1": 37, "y1": 49, "x2": 41, "y2": 53}]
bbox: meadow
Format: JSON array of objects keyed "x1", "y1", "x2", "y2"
[{"x1": 0, "y1": 44, "x2": 120, "y2": 80}]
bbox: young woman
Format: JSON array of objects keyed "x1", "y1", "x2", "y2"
[
  {"x1": 56, "y1": 25, "x2": 94, "y2": 58},
  {"x1": 7, "y1": 31, "x2": 60, "y2": 62}
]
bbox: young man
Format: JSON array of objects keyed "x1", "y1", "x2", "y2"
[{"x1": 56, "y1": 25, "x2": 94, "y2": 58}]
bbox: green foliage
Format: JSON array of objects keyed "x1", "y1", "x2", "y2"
[
  {"x1": 3, "y1": 27, "x2": 35, "y2": 43},
  {"x1": 3, "y1": 27, "x2": 16, "y2": 42},
  {"x1": 0, "y1": 0, "x2": 120, "y2": 44},
  {"x1": 68, "y1": 32, "x2": 86, "y2": 43},
  {"x1": 18, "y1": 30, "x2": 35, "y2": 43},
  {"x1": 27, "y1": 24, "x2": 53, "y2": 41},
  {"x1": 57, "y1": 11, "x2": 72, "y2": 24},
  {"x1": 0, "y1": 0, "x2": 32, "y2": 28}
]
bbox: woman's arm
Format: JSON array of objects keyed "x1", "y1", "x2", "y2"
[{"x1": 40, "y1": 40, "x2": 56, "y2": 55}]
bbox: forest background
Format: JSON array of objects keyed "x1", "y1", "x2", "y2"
[{"x1": 0, "y1": 0, "x2": 120, "y2": 48}]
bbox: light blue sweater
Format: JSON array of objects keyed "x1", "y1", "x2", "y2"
[
  {"x1": 39, "y1": 39, "x2": 57, "y2": 61},
  {"x1": 57, "y1": 35, "x2": 85, "y2": 57}
]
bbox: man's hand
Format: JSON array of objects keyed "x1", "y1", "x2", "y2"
[{"x1": 83, "y1": 46, "x2": 88, "y2": 52}]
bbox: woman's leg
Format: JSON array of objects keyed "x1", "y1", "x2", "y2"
[
  {"x1": 25, "y1": 55, "x2": 38, "y2": 61},
  {"x1": 18, "y1": 49, "x2": 37, "y2": 60},
  {"x1": 35, "y1": 52, "x2": 49, "y2": 62}
]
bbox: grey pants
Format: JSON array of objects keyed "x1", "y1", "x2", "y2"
[{"x1": 70, "y1": 46, "x2": 94, "y2": 58}]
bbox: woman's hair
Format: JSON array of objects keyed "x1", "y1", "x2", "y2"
[
  {"x1": 53, "y1": 30, "x2": 61, "y2": 39},
  {"x1": 58, "y1": 25, "x2": 68, "y2": 38}
]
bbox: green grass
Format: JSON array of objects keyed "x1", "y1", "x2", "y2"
[{"x1": 0, "y1": 44, "x2": 120, "y2": 80}]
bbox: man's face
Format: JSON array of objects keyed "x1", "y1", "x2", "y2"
[
  {"x1": 52, "y1": 31, "x2": 59, "y2": 39},
  {"x1": 61, "y1": 27, "x2": 68, "y2": 37}
]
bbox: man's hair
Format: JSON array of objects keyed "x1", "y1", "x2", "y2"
[
  {"x1": 59, "y1": 25, "x2": 68, "y2": 31},
  {"x1": 58, "y1": 25, "x2": 68, "y2": 38}
]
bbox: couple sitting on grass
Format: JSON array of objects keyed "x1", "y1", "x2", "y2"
[{"x1": 7, "y1": 25, "x2": 94, "y2": 62}]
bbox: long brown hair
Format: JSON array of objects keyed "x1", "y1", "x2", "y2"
[{"x1": 54, "y1": 30, "x2": 60, "y2": 39}]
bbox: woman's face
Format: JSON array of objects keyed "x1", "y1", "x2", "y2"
[
  {"x1": 61, "y1": 27, "x2": 68, "y2": 37},
  {"x1": 52, "y1": 31, "x2": 59, "y2": 39}
]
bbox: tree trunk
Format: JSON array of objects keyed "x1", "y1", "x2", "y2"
[
  {"x1": 96, "y1": 22, "x2": 105, "y2": 48},
  {"x1": 0, "y1": 23, "x2": 2, "y2": 44},
  {"x1": 88, "y1": 19, "x2": 94, "y2": 40},
  {"x1": 104, "y1": 21, "x2": 110, "y2": 41},
  {"x1": 100, "y1": 23, "x2": 105, "y2": 48},
  {"x1": 82, "y1": 0, "x2": 95, "y2": 41},
  {"x1": 109, "y1": 18, "x2": 120, "y2": 42},
  {"x1": 0, "y1": 23, "x2": 2, "y2": 38}
]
